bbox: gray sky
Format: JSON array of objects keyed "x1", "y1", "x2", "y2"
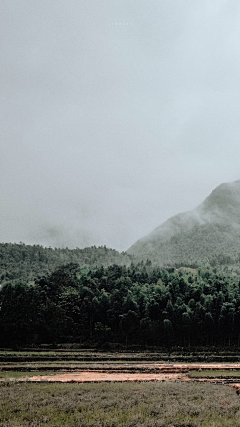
[{"x1": 1, "y1": 0, "x2": 240, "y2": 251}]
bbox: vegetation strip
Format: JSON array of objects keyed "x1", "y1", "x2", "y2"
[
  {"x1": 2, "y1": 262, "x2": 240, "y2": 348},
  {"x1": 1, "y1": 381, "x2": 240, "y2": 427}
]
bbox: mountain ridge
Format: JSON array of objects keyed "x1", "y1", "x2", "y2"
[{"x1": 127, "y1": 179, "x2": 240, "y2": 265}]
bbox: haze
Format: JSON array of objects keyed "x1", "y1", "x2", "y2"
[{"x1": 1, "y1": 0, "x2": 240, "y2": 251}]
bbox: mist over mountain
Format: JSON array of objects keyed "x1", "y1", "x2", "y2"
[{"x1": 128, "y1": 180, "x2": 240, "y2": 265}]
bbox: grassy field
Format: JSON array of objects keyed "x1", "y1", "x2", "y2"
[
  {"x1": 1, "y1": 381, "x2": 240, "y2": 427},
  {"x1": 189, "y1": 369, "x2": 240, "y2": 378}
]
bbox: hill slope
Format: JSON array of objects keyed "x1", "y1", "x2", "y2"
[
  {"x1": 0, "y1": 243, "x2": 133, "y2": 283},
  {"x1": 128, "y1": 180, "x2": 240, "y2": 265}
]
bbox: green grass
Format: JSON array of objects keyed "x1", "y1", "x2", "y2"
[
  {"x1": 0, "y1": 381, "x2": 240, "y2": 426},
  {"x1": 189, "y1": 369, "x2": 240, "y2": 378}
]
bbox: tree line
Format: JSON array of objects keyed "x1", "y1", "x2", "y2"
[
  {"x1": 0, "y1": 243, "x2": 132, "y2": 283},
  {"x1": 1, "y1": 262, "x2": 240, "y2": 348}
]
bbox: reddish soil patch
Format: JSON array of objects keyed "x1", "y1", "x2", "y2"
[{"x1": 27, "y1": 372, "x2": 185, "y2": 383}]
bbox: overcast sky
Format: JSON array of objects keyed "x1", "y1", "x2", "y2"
[{"x1": 1, "y1": 0, "x2": 240, "y2": 251}]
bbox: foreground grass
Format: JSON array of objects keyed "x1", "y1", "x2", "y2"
[
  {"x1": 189, "y1": 369, "x2": 240, "y2": 378},
  {"x1": 1, "y1": 382, "x2": 240, "y2": 426}
]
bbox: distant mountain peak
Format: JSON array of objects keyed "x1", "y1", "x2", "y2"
[{"x1": 200, "y1": 179, "x2": 240, "y2": 223}]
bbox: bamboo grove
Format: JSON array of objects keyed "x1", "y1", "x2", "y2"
[{"x1": 1, "y1": 262, "x2": 240, "y2": 348}]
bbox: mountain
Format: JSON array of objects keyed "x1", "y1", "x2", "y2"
[{"x1": 128, "y1": 180, "x2": 240, "y2": 266}]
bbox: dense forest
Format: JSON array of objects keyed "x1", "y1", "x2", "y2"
[
  {"x1": 1, "y1": 243, "x2": 240, "y2": 288},
  {"x1": 0, "y1": 243, "x2": 133, "y2": 283},
  {"x1": 1, "y1": 260, "x2": 240, "y2": 348}
]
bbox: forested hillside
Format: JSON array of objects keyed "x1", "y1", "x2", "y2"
[
  {"x1": 134, "y1": 223, "x2": 240, "y2": 267},
  {"x1": 1, "y1": 262, "x2": 240, "y2": 348},
  {"x1": 128, "y1": 179, "x2": 240, "y2": 266},
  {"x1": 0, "y1": 243, "x2": 132, "y2": 284}
]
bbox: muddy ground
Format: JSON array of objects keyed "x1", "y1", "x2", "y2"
[{"x1": 5, "y1": 363, "x2": 240, "y2": 393}]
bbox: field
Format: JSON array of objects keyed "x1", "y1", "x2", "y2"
[
  {"x1": 1, "y1": 350, "x2": 240, "y2": 426},
  {"x1": 1, "y1": 381, "x2": 240, "y2": 426}
]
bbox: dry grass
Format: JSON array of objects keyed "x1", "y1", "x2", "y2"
[{"x1": 0, "y1": 381, "x2": 240, "y2": 426}]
